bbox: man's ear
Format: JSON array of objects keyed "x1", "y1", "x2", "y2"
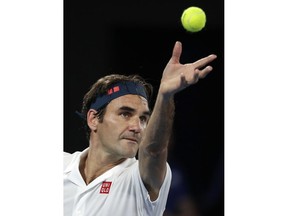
[{"x1": 87, "y1": 109, "x2": 98, "y2": 131}]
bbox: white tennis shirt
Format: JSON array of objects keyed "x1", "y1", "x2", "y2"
[{"x1": 64, "y1": 149, "x2": 172, "y2": 216}]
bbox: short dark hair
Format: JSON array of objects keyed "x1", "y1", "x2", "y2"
[{"x1": 80, "y1": 74, "x2": 153, "y2": 140}]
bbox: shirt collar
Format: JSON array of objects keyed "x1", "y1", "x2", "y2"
[{"x1": 64, "y1": 148, "x2": 137, "y2": 187}]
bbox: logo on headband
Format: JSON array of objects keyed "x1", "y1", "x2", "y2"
[{"x1": 108, "y1": 86, "x2": 120, "y2": 95}]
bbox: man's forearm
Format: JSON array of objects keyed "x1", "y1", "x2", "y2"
[
  {"x1": 141, "y1": 93, "x2": 175, "y2": 156},
  {"x1": 138, "y1": 93, "x2": 175, "y2": 199}
]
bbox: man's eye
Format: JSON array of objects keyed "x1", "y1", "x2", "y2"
[
  {"x1": 121, "y1": 112, "x2": 131, "y2": 118},
  {"x1": 140, "y1": 116, "x2": 147, "y2": 123}
]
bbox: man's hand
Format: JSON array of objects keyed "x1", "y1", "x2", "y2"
[{"x1": 159, "y1": 41, "x2": 217, "y2": 96}]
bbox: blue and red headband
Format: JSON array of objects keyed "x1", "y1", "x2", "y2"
[
  {"x1": 90, "y1": 81, "x2": 148, "y2": 111},
  {"x1": 76, "y1": 81, "x2": 148, "y2": 120}
]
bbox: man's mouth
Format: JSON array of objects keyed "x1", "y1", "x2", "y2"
[{"x1": 123, "y1": 137, "x2": 139, "y2": 143}]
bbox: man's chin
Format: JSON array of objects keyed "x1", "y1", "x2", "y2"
[
  {"x1": 124, "y1": 148, "x2": 139, "y2": 158},
  {"x1": 126, "y1": 150, "x2": 138, "y2": 158}
]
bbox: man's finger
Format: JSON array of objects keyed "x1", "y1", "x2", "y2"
[
  {"x1": 169, "y1": 41, "x2": 182, "y2": 64},
  {"x1": 193, "y1": 54, "x2": 217, "y2": 69},
  {"x1": 198, "y1": 66, "x2": 213, "y2": 79}
]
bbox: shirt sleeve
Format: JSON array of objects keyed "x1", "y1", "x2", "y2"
[{"x1": 133, "y1": 161, "x2": 172, "y2": 216}]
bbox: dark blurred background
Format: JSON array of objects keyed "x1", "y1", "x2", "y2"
[{"x1": 64, "y1": 0, "x2": 224, "y2": 215}]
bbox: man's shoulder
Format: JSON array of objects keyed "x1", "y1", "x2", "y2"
[{"x1": 63, "y1": 151, "x2": 81, "y2": 172}]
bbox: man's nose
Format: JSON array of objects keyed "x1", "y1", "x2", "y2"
[{"x1": 128, "y1": 117, "x2": 143, "y2": 133}]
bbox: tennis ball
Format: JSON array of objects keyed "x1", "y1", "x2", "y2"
[{"x1": 181, "y1": 6, "x2": 206, "y2": 32}]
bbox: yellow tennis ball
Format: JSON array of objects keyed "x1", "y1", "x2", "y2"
[{"x1": 181, "y1": 6, "x2": 206, "y2": 32}]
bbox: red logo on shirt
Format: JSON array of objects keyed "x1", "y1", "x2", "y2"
[{"x1": 100, "y1": 181, "x2": 112, "y2": 194}]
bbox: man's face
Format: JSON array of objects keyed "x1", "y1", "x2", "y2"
[{"x1": 96, "y1": 94, "x2": 150, "y2": 158}]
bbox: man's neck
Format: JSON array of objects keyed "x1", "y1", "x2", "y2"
[{"x1": 79, "y1": 148, "x2": 126, "y2": 185}]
